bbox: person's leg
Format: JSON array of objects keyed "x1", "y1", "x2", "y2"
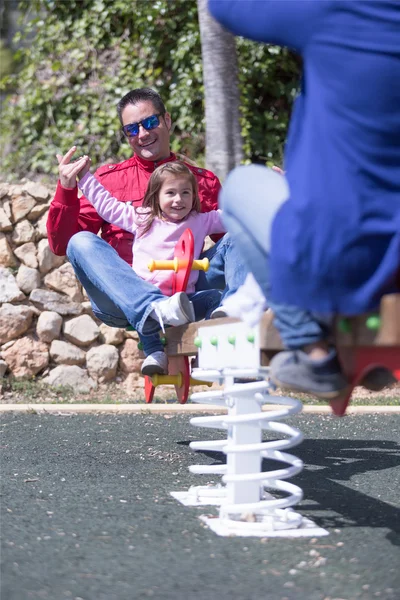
[
  {"x1": 139, "y1": 331, "x2": 167, "y2": 376},
  {"x1": 199, "y1": 234, "x2": 248, "y2": 300},
  {"x1": 188, "y1": 289, "x2": 223, "y2": 320},
  {"x1": 220, "y1": 165, "x2": 326, "y2": 342},
  {"x1": 139, "y1": 332, "x2": 164, "y2": 355},
  {"x1": 67, "y1": 231, "x2": 192, "y2": 336},
  {"x1": 220, "y1": 165, "x2": 286, "y2": 297},
  {"x1": 220, "y1": 165, "x2": 348, "y2": 397},
  {"x1": 139, "y1": 292, "x2": 221, "y2": 377}
]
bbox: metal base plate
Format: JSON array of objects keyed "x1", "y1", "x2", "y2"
[
  {"x1": 199, "y1": 514, "x2": 329, "y2": 538},
  {"x1": 170, "y1": 485, "x2": 276, "y2": 507},
  {"x1": 170, "y1": 487, "x2": 226, "y2": 506}
]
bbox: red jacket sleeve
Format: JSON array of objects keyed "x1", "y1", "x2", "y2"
[{"x1": 46, "y1": 181, "x2": 105, "y2": 256}]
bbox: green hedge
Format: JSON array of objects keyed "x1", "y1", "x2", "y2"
[{"x1": 0, "y1": 0, "x2": 300, "y2": 180}]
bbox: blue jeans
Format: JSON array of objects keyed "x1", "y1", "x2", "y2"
[
  {"x1": 67, "y1": 231, "x2": 245, "y2": 355},
  {"x1": 220, "y1": 165, "x2": 330, "y2": 349},
  {"x1": 197, "y1": 233, "x2": 247, "y2": 301}
]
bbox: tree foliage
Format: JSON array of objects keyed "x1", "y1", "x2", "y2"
[{"x1": 0, "y1": 0, "x2": 300, "y2": 180}]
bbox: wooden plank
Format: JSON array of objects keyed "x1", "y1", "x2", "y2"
[
  {"x1": 164, "y1": 294, "x2": 400, "y2": 357},
  {"x1": 258, "y1": 310, "x2": 284, "y2": 351},
  {"x1": 165, "y1": 317, "x2": 242, "y2": 356},
  {"x1": 376, "y1": 294, "x2": 400, "y2": 345},
  {"x1": 165, "y1": 311, "x2": 283, "y2": 357}
]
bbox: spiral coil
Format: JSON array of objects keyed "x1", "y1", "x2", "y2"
[{"x1": 186, "y1": 367, "x2": 305, "y2": 530}]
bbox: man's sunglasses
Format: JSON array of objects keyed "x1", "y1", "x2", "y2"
[{"x1": 122, "y1": 113, "x2": 162, "y2": 138}]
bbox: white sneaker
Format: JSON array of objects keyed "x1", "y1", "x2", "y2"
[
  {"x1": 150, "y1": 292, "x2": 195, "y2": 332},
  {"x1": 141, "y1": 351, "x2": 168, "y2": 376}
]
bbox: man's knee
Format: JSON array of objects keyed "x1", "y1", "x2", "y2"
[
  {"x1": 66, "y1": 231, "x2": 98, "y2": 260},
  {"x1": 220, "y1": 232, "x2": 231, "y2": 245}
]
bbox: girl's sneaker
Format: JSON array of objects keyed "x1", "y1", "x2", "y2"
[
  {"x1": 150, "y1": 292, "x2": 195, "y2": 332},
  {"x1": 141, "y1": 351, "x2": 168, "y2": 376}
]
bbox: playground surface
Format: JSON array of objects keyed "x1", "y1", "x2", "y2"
[{"x1": 1, "y1": 410, "x2": 399, "y2": 600}]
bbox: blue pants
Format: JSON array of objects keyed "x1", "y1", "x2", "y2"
[
  {"x1": 220, "y1": 165, "x2": 330, "y2": 348},
  {"x1": 67, "y1": 231, "x2": 247, "y2": 355}
]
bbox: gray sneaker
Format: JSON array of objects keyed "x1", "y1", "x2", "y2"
[
  {"x1": 141, "y1": 351, "x2": 168, "y2": 377},
  {"x1": 270, "y1": 349, "x2": 348, "y2": 399}
]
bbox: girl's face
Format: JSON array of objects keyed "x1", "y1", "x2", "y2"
[{"x1": 158, "y1": 175, "x2": 194, "y2": 222}]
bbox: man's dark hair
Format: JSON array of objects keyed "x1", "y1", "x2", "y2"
[{"x1": 116, "y1": 88, "x2": 166, "y2": 124}]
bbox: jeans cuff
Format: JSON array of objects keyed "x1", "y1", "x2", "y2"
[{"x1": 137, "y1": 303, "x2": 160, "y2": 335}]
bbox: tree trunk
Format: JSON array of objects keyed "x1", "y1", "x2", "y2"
[{"x1": 197, "y1": 0, "x2": 243, "y2": 182}]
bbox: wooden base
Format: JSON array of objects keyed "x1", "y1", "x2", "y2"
[{"x1": 162, "y1": 294, "x2": 400, "y2": 415}]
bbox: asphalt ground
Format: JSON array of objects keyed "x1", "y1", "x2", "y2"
[{"x1": 1, "y1": 411, "x2": 399, "y2": 600}]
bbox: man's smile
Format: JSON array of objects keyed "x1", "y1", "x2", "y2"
[{"x1": 139, "y1": 138, "x2": 157, "y2": 148}]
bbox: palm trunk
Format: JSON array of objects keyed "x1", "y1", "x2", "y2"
[{"x1": 197, "y1": 0, "x2": 243, "y2": 181}]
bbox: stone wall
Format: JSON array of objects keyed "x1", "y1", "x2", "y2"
[{"x1": 0, "y1": 180, "x2": 143, "y2": 393}]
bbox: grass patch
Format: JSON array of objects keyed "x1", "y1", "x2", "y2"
[
  {"x1": 1, "y1": 377, "x2": 75, "y2": 403},
  {"x1": 276, "y1": 390, "x2": 399, "y2": 406},
  {"x1": 1, "y1": 377, "x2": 398, "y2": 406}
]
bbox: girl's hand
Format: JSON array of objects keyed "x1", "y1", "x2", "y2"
[{"x1": 56, "y1": 146, "x2": 91, "y2": 188}]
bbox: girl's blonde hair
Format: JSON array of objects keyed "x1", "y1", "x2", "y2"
[{"x1": 140, "y1": 161, "x2": 200, "y2": 235}]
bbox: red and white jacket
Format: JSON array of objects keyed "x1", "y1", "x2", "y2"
[{"x1": 47, "y1": 153, "x2": 222, "y2": 265}]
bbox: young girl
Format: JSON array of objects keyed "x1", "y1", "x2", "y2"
[{"x1": 72, "y1": 158, "x2": 225, "y2": 376}]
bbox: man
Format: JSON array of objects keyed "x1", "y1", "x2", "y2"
[
  {"x1": 209, "y1": 0, "x2": 400, "y2": 397},
  {"x1": 47, "y1": 87, "x2": 246, "y2": 373}
]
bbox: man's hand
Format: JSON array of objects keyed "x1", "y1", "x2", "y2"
[
  {"x1": 56, "y1": 146, "x2": 91, "y2": 188},
  {"x1": 76, "y1": 156, "x2": 91, "y2": 181},
  {"x1": 272, "y1": 165, "x2": 285, "y2": 175}
]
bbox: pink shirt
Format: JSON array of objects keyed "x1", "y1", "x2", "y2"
[{"x1": 78, "y1": 172, "x2": 225, "y2": 295}]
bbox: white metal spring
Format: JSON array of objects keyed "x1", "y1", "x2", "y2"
[{"x1": 187, "y1": 367, "x2": 304, "y2": 526}]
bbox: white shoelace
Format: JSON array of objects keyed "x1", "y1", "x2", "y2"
[{"x1": 151, "y1": 302, "x2": 166, "y2": 333}]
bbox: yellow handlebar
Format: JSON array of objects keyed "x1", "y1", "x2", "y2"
[
  {"x1": 189, "y1": 378, "x2": 212, "y2": 387},
  {"x1": 148, "y1": 258, "x2": 179, "y2": 273},
  {"x1": 151, "y1": 373, "x2": 183, "y2": 387},
  {"x1": 191, "y1": 258, "x2": 209, "y2": 272},
  {"x1": 151, "y1": 373, "x2": 212, "y2": 388},
  {"x1": 148, "y1": 257, "x2": 209, "y2": 273}
]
